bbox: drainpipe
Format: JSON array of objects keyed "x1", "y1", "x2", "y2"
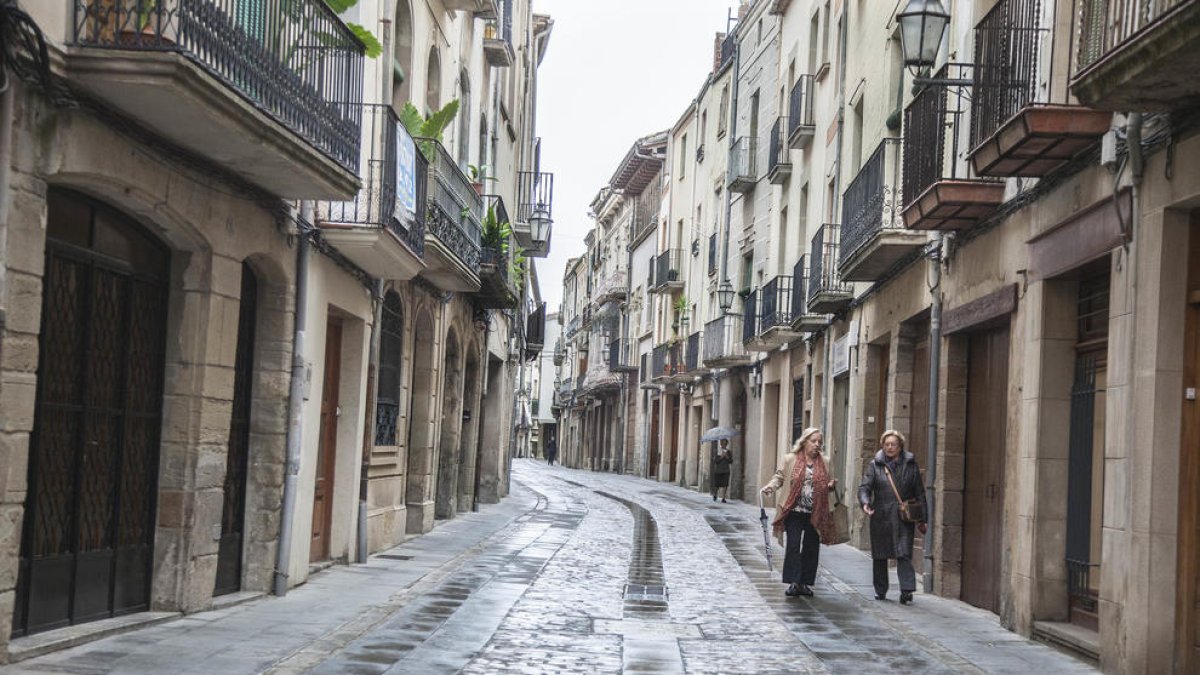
[
  {"x1": 922, "y1": 232, "x2": 943, "y2": 593},
  {"x1": 821, "y1": 10, "x2": 849, "y2": 441},
  {"x1": 357, "y1": 279, "x2": 384, "y2": 564},
  {"x1": 720, "y1": 35, "x2": 742, "y2": 492},
  {"x1": 274, "y1": 202, "x2": 312, "y2": 597}
]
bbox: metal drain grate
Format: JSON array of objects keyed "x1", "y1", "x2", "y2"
[
  {"x1": 624, "y1": 583, "x2": 668, "y2": 601},
  {"x1": 376, "y1": 554, "x2": 413, "y2": 560}
]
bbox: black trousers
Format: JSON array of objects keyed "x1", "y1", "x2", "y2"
[
  {"x1": 872, "y1": 557, "x2": 917, "y2": 595},
  {"x1": 783, "y1": 511, "x2": 820, "y2": 585}
]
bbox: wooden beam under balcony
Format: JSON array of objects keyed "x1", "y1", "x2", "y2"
[
  {"x1": 969, "y1": 105, "x2": 1112, "y2": 178},
  {"x1": 901, "y1": 180, "x2": 1005, "y2": 232}
]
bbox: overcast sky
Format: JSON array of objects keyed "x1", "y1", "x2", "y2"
[{"x1": 530, "y1": 0, "x2": 738, "y2": 314}]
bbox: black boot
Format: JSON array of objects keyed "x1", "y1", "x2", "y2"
[
  {"x1": 900, "y1": 591, "x2": 913, "y2": 605},
  {"x1": 785, "y1": 583, "x2": 802, "y2": 597}
]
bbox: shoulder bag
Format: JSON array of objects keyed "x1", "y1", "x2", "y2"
[{"x1": 883, "y1": 465, "x2": 926, "y2": 524}]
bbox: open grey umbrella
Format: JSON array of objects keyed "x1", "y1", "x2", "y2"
[
  {"x1": 700, "y1": 426, "x2": 739, "y2": 442},
  {"x1": 757, "y1": 490, "x2": 775, "y2": 572}
]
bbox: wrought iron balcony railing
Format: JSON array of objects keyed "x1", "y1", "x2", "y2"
[
  {"x1": 720, "y1": 32, "x2": 736, "y2": 67},
  {"x1": 704, "y1": 314, "x2": 750, "y2": 365},
  {"x1": 652, "y1": 343, "x2": 669, "y2": 379},
  {"x1": 808, "y1": 224, "x2": 852, "y2": 304},
  {"x1": 566, "y1": 315, "x2": 580, "y2": 338},
  {"x1": 631, "y1": 178, "x2": 663, "y2": 242},
  {"x1": 708, "y1": 233, "x2": 718, "y2": 274},
  {"x1": 74, "y1": 0, "x2": 364, "y2": 173},
  {"x1": 840, "y1": 138, "x2": 903, "y2": 268},
  {"x1": 1075, "y1": 0, "x2": 1191, "y2": 75},
  {"x1": 653, "y1": 249, "x2": 684, "y2": 291},
  {"x1": 525, "y1": 302, "x2": 546, "y2": 350},
  {"x1": 685, "y1": 331, "x2": 702, "y2": 372},
  {"x1": 970, "y1": 0, "x2": 1047, "y2": 152},
  {"x1": 742, "y1": 290, "x2": 758, "y2": 344},
  {"x1": 787, "y1": 74, "x2": 816, "y2": 147},
  {"x1": 482, "y1": 0, "x2": 514, "y2": 67},
  {"x1": 728, "y1": 136, "x2": 758, "y2": 192},
  {"x1": 608, "y1": 338, "x2": 638, "y2": 373},
  {"x1": 595, "y1": 269, "x2": 629, "y2": 304},
  {"x1": 423, "y1": 138, "x2": 483, "y2": 270},
  {"x1": 516, "y1": 170, "x2": 555, "y2": 225},
  {"x1": 767, "y1": 117, "x2": 791, "y2": 183},
  {"x1": 315, "y1": 104, "x2": 426, "y2": 255},
  {"x1": 903, "y1": 64, "x2": 973, "y2": 209},
  {"x1": 758, "y1": 275, "x2": 794, "y2": 332}
]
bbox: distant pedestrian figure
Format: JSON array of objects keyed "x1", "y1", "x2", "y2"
[
  {"x1": 712, "y1": 439, "x2": 732, "y2": 503},
  {"x1": 858, "y1": 429, "x2": 928, "y2": 605},
  {"x1": 545, "y1": 439, "x2": 557, "y2": 466},
  {"x1": 761, "y1": 428, "x2": 838, "y2": 598}
]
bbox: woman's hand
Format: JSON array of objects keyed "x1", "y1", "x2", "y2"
[
  {"x1": 827, "y1": 479, "x2": 837, "y2": 490},
  {"x1": 862, "y1": 504, "x2": 874, "y2": 516},
  {"x1": 918, "y1": 522, "x2": 928, "y2": 535},
  {"x1": 761, "y1": 486, "x2": 775, "y2": 496}
]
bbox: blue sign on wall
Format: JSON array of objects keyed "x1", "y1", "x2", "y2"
[{"x1": 396, "y1": 126, "x2": 417, "y2": 223}]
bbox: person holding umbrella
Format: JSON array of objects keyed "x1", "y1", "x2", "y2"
[
  {"x1": 711, "y1": 439, "x2": 732, "y2": 503},
  {"x1": 761, "y1": 428, "x2": 838, "y2": 597}
]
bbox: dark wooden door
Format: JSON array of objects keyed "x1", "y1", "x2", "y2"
[
  {"x1": 311, "y1": 318, "x2": 342, "y2": 563},
  {"x1": 877, "y1": 344, "x2": 890, "y2": 439},
  {"x1": 649, "y1": 398, "x2": 660, "y2": 478},
  {"x1": 1178, "y1": 217, "x2": 1200, "y2": 673},
  {"x1": 962, "y1": 326, "x2": 1010, "y2": 613},
  {"x1": 667, "y1": 396, "x2": 678, "y2": 483},
  {"x1": 15, "y1": 192, "x2": 169, "y2": 636},
  {"x1": 911, "y1": 328, "x2": 931, "y2": 555},
  {"x1": 214, "y1": 265, "x2": 257, "y2": 596}
]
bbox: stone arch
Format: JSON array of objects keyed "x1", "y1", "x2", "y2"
[
  {"x1": 457, "y1": 69, "x2": 471, "y2": 166},
  {"x1": 458, "y1": 338, "x2": 484, "y2": 512},
  {"x1": 391, "y1": 0, "x2": 414, "y2": 109},
  {"x1": 435, "y1": 330, "x2": 465, "y2": 519},
  {"x1": 425, "y1": 47, "x2": 442, "y2": 113},
  {"x1": 405, "y1": 308, "x2": 437, "y2": 534}
]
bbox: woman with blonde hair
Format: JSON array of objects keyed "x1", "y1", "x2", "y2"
[
  {"x1": 761, "y1": 428, "x2": 838, "y2": 597},
  {"x1": 858, "y1": 429, "x2": 928, "y2": 604}
]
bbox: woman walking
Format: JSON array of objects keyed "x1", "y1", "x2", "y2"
[
  {"x1": 761, "y1": 428, "x2": 838, "y2": 597},
  {"x1": 858, "y1": 430, "x2": 928, "y2": 605},
  {"x1": 712, "y1": 439, "x2": 732, "y2": 503}
]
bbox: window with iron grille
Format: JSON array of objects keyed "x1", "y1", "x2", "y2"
[{"x1": 375, "y1": 292, "x2": 404, "y2": 445}]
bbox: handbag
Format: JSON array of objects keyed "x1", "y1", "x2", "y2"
[
  {"x1": 883, "y1": 465, "x2": 926, "y2": 524},
  {"x1": 827, "y1": 488, "x2": 851, "y2": 545}
]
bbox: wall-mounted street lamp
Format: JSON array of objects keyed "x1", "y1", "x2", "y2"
[
  {"x1": 529, "y1": 204, "x2": 552, "y2": 248},
  {"x1": 717, "y1": 279, "x2": 736, "y2": 314},
  {"x1": 896, "y1": 0, "x2": 969, "y2": 87}
]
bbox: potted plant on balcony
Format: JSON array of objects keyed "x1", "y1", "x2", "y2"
[
  {"x1": 468, "y1": 164, "x2": 496, "y2": 196},
  {"x1": 399, "y1": 99, "x2": 460, "y2": 161},
  {"x1": 481, "y1": 203, "x2": 512, "y2": 267}
]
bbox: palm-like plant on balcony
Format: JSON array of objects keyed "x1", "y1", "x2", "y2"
[
  {"x1": 320, "y1": 0, "x2": 382, "y2": 57},
  {"x1": 399, "y1": 99, "x2": 461, "y2": 161}
]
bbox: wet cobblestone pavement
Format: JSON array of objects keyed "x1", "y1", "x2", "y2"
[{"x1": 7, "y1": 460, "x2": 1097, "y2": 674}]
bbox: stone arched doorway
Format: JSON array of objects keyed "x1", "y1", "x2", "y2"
[
  {"x1": 435, "y1": 332, "x2": 464, "y2": 519},
  {"x1": 405, "y1": 310, "x2": 437, "y2": 535},
  {"x1": 391, "y1": 0, "x2": 413, "y2": 109},
  {"x1": 458, "y1": 347, "x2": 482, "y2": 513},
  {"x1": 15, "y1": 188, "x2": 171, "y2": 636}
]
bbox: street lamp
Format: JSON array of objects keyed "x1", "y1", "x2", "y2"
[
  {"x1": 529, "y1": 204, "x2": 552, "y2": 249},
  {"x1": 897, "y1": 0, "x2": 949, "y2": 71},
  {"x1": 717, "y1": 279, "x2": 736, "y2": 314}
]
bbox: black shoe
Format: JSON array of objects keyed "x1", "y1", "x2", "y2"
[
  {"x1": 712, "y1": 494, "x2": 717, "y2": 501},
  {"x1": 798, "y1": 585, "x2": 814, "y2": 597},
  {"x1": 875, "y1": 593, "x2": 888, "y2": 601},
  {"x1": 785, "y1": 583, "x2": 802, "y2": 597},
  {"x1": 900, "y1": 591, "x2": 913, "y2": 605},
  {"x1": 721, "y1": 498, "x2": 728, "y2": 503}
]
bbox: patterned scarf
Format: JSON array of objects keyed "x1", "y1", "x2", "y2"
[{"x1": 772, "y1": 451, "x2": 835, "y2": 544}]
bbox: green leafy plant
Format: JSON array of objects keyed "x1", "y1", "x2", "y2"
[
  {"x1": 481, "y1": 204, "x2": 513, "y2": 252},
  {"x1": 468, "y1": 164, "x2": 498, "y2": 184},
  {"x1": 399, "y1": 99, "x2": 461, "y2": 160},
  {"x1": 509, "y1": 245, "x2": 527, "y2": 287},
  {"x1": 322, "y1": 0, "x2": 382, "y2": 58}
]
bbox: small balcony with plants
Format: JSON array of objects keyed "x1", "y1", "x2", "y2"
[
  {"x1": 728, "y1": 136, "x2": 758, "y2": 193},
  {"x1": 513, "y1": 170, "x2": 555, "y2": 257},
  {"x1": 476, "y1": 196, "x2": 520, "y2": 309},
  {"x1": 316, "y1": 104, "x2": 428, "y2": 280},
  {"x1": 807, "y1": 224, "x2": 853, "y2": 314},
  {"x1": 838, "y1": 138, "x2": 927, "y2": 282},
  {"x1": 967, "y1": 0, "x2": 1111, "y2": 178},
  {"x1": 421, "y1": 135, "x2": 483, "y2": 291},
  {"x1": 745, "y1": 275, "x2": 802, "y2": 352},
  {"x1": 651, "y1": 249, "x2": 684, "y2": 293},
  {"x1": 788, "y1": 74, "x2": 816, "y2": 149},
  {"x1": 1071, "y1": 0, "x2": 1200, "y2": 111},
  {"x1": 901, "y1": 65, "x2": 1003, "y2": 232},
  {"x1": 70, "y1": 0, "x2": 367, "y2": 199},
  {"x1": 482, "y1": 0, "x2": 515, "y2": 67},
  {"x1": 650, "y1": 341, "x2": 685, "y2": 384},
  {"x1": 703, "y1": 314, "x2": 751, "y2": 368},
  {"x1": 767, "y1": 117, "x2": 791, "y2": 185},
  {"x1": 789, "y1": 257, "x2": 827, "y2": 332}
]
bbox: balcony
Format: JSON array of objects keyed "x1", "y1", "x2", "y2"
[
  {"x1": 444, "y1": 0, "x2": 499, "y2": 15},
  {"x1": 1072, "y1": 0, "x2": 1200, "y2": 111},
  {"x1": 789, "y1": 257, "x2": 827, "y2": 332},
  {"x1": 581, "y1": 304, "x2": 593, "y2": 331},
  {"x1": 316, "y1": 105, "x2": 427, "y2": 280},
  {"x1": 838, "y1": 138, "x2": 927, "y2": 282},
  {"x1": 901, "y1": 65, "x2": 1004, "y2": 232},
  {"x1": 525, "y1": 303, "x2": 546, "y2": 360},
  {"x1": 745, "y1": 275, "x2": 803, "y2": 352},
  {"x1": 70, "y1": 0, "x2": 363, "y2": 199},
  {"x1": 631, "y1": 179, "x2": 663, "y2": 243},
  {"x1": 767, "y1": 117, "x2": 791, "y2": 185},
  {"x1": 422, "y1": 139, "x2": 483, "y2": 291},
  {"x1": 967, "y1": 0, "x2": 1111, "y2": 177},
  {"x1": 703, "y1": 314, "x2": 752, "y2": 367},
  {"x1": 808, "y1": 224, "x2": 853, "y2": 314},
  {"x1": 477, "y1": 198, "x2": 518, "y2": 309},
  {"x1": 608, "y1": 338, "x2": 639, "y2": 374},
  {"x1": 683, "y1": 331, "x2": 705, "y2": 376},
  {"x1": 513, "y1": 171, "x2": 554, "y2": 257},
  {"x1": 708, "y1": 233, "x2": 718, "y2": 275},
  {"x1": 719, "y1": 32, "x2": 736, "y2": 68},
  {"x1": 788, "y1": 74, "x2": 816, "y2": 149},
  {"x1": 553, "y1": 338, "x2": 565, "y2": 366},
  {"x1": 652, "y1": 249, "x2": 684, "y2": 293},
  {"x1": 651, "y1": 343, "x2": 676, "y2": 384},
  {"x1": 482, "y1": 0, "x2": 515, "y2": 67},
  {"x1": 728, "y1": 137, "x2": 758, "y2": 193},
  {"x1": 595, "y1": 269, "x2": 629, "y2": 306},
  {"x1": 565, "y1": 315, "x2": 580, "y2": 339}
]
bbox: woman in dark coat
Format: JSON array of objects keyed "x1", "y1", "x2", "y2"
[
  {"x1": 858, "y1": 429, "x2": 928, "y2": 604},
  {"x1": 711, "y1": 439, "x2": 732, "y2": 502}
]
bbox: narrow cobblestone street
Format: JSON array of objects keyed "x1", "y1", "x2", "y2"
[{"x1": 6, "y1": 460, "x2": 1094, "y2": 674}]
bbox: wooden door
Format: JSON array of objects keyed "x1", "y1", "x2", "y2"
[
  {"x1": 649, "y1": 398, "x2": 660, "y2": 478},
  {"x1": 311, "y1": 318, "x2": 342, "y2": 562},
  {"x1": 1177, "y1": 217, "x2": 1200, "y2": 673},
  {"x1": 962, "y1": 326, "x2": 1010, "y2": 613},
  {"x1": 911, "y1": 328, "x2": 931, "y2": 554},
  {"x1": 667, "y1": 396, "x2": 678, "y2": 483},
  {"x1": 877, "y1": 344, "x2": 890, "y2": 437}
]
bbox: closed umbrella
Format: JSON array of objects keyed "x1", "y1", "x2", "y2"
[{"x1": 757, "y1": 490, "x2": 775, "y2": 572}]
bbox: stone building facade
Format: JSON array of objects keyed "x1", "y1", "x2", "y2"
[{"x1": 0, "y1": 0, "x2": 553, "y2": 660}]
